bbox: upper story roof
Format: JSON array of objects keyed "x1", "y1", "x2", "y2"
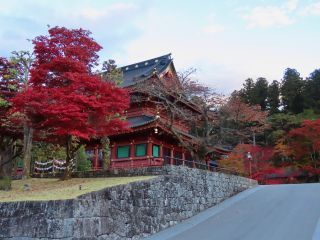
[{"x1": 120, "y1": 53, "x2": 173, "y2": 87}]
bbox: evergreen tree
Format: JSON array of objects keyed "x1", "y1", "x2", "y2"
[
  {"x1": 267, "y1": 80, "x2": 280, "y2": 114},
  {"x1": 239, "y1": 78, "x2": 255, "y2": 104},
  {"x1": 303, "y1": 69, "x2": 320, "y2": 112},
  {"x1": 280, "y1": 68, "x2": 304, "y2": 114},
  {"x1": 252, "y1": 77, "x2": 268, "y2": 110}
]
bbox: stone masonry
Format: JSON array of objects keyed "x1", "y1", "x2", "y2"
[{"x1": 0, "y1": 165, "x2": 257, "y2": 239}]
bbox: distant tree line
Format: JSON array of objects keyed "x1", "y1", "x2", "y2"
[
  {"x1": 236, "y1": 68, "x2": 320, "y2": 115},
  {"x1": 221, "y1": 68, "x2": 320, "y2": 181}
]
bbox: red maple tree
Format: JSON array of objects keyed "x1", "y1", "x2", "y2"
[
  {"x1": 220, "y1": 95, "x2": 268, "y2": 144},
  {"x1": 12, "y1": 27, "x2": 129, "y2": 179},
  {"x1": 288, "y1": 119, "x2": 320, "y2": 169}
]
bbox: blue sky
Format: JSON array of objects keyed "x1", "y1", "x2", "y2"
[{"x1": 0, "y1": 0, "x2": 319, "y2": 93}]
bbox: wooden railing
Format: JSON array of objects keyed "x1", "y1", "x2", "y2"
[{"x1": 110, "y1": 157, "x2": 164, "y2": 169}]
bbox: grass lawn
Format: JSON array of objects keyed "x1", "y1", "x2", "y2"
[{"x1": 0, "y1": 176, "x2": 154, "y2": 202}]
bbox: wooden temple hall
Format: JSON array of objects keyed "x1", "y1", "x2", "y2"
[{"x1": 89, "y1": 54, "x2": 199, "y2": 169}]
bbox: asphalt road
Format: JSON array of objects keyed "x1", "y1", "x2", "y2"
[{"x1": 146, "y1": 184, "x2": 320, "y2": 240}]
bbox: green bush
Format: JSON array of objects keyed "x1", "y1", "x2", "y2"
[
  {"x1": 0, "y1": 177, "x2": 12, "y2": 191},
  {"x1": 76, "y1": 145, "x2": 92, "y2": 171}
]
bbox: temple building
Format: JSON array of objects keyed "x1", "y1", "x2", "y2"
[{"x1": 89, "y1": 54, "x2": 200, "y2": 169}]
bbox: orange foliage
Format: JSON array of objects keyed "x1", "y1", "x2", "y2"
[{"x1": 219, "y1": 144, "x2": 273, "y2": 176}]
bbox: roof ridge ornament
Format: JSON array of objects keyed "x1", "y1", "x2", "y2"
[{"x1": 153, "y1": 68, "x2": 158, "y2": 75}]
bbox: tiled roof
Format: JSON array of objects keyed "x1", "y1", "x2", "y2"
[
  {"x1": 120, "y1": 54, "x2": 172, "y2": 87},
  {"x1": 127, "y1": 115, "x2": 156, "y2": 128}
]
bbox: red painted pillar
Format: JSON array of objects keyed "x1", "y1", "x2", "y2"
[
  {"x1": 170, "y1": 148, "x2": 174, "y2": 165},
  {"x1": 182, "y1": 152, "x2": 186, "y2": 166},
  {"x1": 111, "y1": 144, "x2": 117, "y2": 168},
  {"x1": 147, "y1": 138, "x2": 152, "y2": 165},
  {"x1": 130, "y1": 141, "x2": 135, "y2": 167},
  {"x1": 160, "y1": 144, "x2": 163, "y2": 165}
]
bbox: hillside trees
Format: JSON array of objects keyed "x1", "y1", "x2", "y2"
[
  {"x1": 238, "y1": 77, "x2": 268, "y2": 110},
  {"x1": 13, "y1": 27, "x2": 129, "y2": 180},
  {"x1": 235, "y1": 67, "x2": 320, "y2": 182}
]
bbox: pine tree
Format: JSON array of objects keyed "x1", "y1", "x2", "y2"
[
  {"x1": 303, "y1": 69, "x2": 320, "y2": 112},
  {"x1": 239, "y1": 78, "x2": 255, "y2": 104},
  {"x1": 280, "y1": 68, "x2": 304, "y2": 114},
  {"x1": 252, "y1": 77, "x2": 268, "y2": 110},
  {"x1": 267, "y1": 80, "x2": 280, "y2": 114}
]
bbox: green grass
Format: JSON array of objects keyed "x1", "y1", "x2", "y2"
[{"x1": 0, "y1": 176, "x2": 154, "y2": 202}]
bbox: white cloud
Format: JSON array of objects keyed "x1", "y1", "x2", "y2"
[
  {"x1": 70, "y1": 3, "x2": 138, "y2": 21},
  {"x1": 300, "y1": 1, "x2": 320, "y2": 16},
  {"x1": 284, "y1": 0, "x2": 299, "y2": 11},
  {"x1": 243, "y1": 0, "x2": 298, "y2": 28},
  {"x1": 202, "y1": 24, "x2": 225, "y2": 34}
]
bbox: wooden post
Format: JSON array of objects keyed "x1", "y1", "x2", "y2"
[
  {"x1": 170, "y1": 148, "x2": 174, "y2": 165},
  {"x1": 130, "y1": 141, "x2": 135, "y2": 167},
  {"x1": 160, "y1": 143, "x2": 163, "y2": 165},
  {"x1": 182, "y1": 152, "x2": 185, "y2": 166},
  {"x1": 160, "y1": 144, "x2": 163, "y2": 158},
  {"x1": 147, "y1": 138, "x2": 153, "y2": 165}
]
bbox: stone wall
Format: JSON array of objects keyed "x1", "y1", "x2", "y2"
[{"x1": 0, "y1": 165, "x2": 257, "y2": 239}]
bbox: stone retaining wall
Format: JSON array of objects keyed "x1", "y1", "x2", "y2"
[{"x1": 0, "y1": 165, "x2": 257, "y2": 239}]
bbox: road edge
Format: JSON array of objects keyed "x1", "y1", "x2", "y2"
[
  {"x1": 312, "y1": 217, "x2": 320, "y2": 240},
  {"x1": 145, "y1": 185, "x2": 265, "y2": 240}
]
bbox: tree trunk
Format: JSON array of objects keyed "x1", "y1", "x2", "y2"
[
  {"x1": 101, "y1": 137, "x2": 110, "y2": 171},
  {"x1": 22, "y1": 124, "x2": 33, "y2": 179},
  {"x1": 62, "y1": 136, "x2": 72, "y2": 180},
  {"x1": 0, "y1": 147, "x2": 13, "y2": 190}
]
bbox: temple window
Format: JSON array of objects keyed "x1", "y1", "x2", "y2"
[
  {"x1": 117, "y1": 145, "x2": 130, "y2": 158},
  {"x1": 153, "y1": 145, "x2": 160, "y2": 157},
  {"x1": 135, "y1": 143, "x2": 147, "y2": 157}
]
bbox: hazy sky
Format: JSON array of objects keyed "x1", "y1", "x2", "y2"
[{"x1": 0, "y1": 0, "x2": 319, "y2": 93}]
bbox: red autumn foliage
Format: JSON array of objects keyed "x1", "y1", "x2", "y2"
[
  {"x1": 252, "y1": 165, "x2": 320, "y2": 184},
  {"x1": 12, "y1": 27, "x2": 129, "y2": 179},
  {"x1": 288, "y1": 119, "x2": 320, "y2": 165},
  {"x1": 13, "y1": 27, "x2": 129, "y2": 141},
  {"x1": 219, "y1": 143, "x2": 273, "y2": 176}
]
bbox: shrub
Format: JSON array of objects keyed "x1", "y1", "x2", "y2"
[
  {"x1": 76, "y1": 145, "x2": 92, "y2": 171},
  {"x1": 0, "y1": 177, "x2": 12, "y2": 191}
]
